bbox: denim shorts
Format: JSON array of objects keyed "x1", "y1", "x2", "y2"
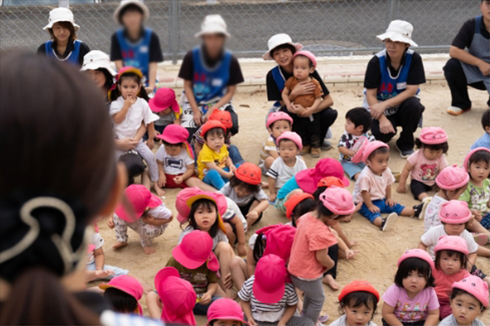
[
  {"x1": 341, "y1": 161, "x2": 365, "y2": 179},
  {"x1": 358, "y1": 199, "x2": 405, "y2": 223}
]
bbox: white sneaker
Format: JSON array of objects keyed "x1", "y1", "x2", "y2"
[
  {"x1": 447, "y1": 106, "x2": 470, "y2": 116},
  {"x1": 381, "y1": 213, "x2": 399, "y2": 231}
]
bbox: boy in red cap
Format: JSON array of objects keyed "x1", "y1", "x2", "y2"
[{"x1": 332, "y1": 280, "x2": 379, "y2": 326}]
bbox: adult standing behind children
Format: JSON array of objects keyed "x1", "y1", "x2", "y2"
[
  {"x1": 110, "y1": 0, "x2": 163, "y2": 94},
  {"x1": 444, "y1": 0, "x2": 490, "y2": 116},
  {"x1": 37, "y1": 8, "x2": 90, "y2": 67},
  {"x1": 178, "y1": 15, "x2": 244, "y2": 138},
  {"x1": 363, "y1": 20, "x2": 426, "y2": 158}
]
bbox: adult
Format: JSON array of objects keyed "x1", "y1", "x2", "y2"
[
  {"x1": 444, "y1": 0, "x2": 490, "y2": 115},
  {"x1": 178, "y1": 14, "x2": 244, "y2": 139},
  {"x1": 363, "y1": 20, "x2": 426, "y2": 158},
  {"x1": 81, "y1": 50, "x2": 146, "y2": 185},
  {"x1": 264, "y1": 34, "x2": 337, "y2": 153},
  {"x1": 37, "y1": 7, "x2": 90, "y2": 67}
]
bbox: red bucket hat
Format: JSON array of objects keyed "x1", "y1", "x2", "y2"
[
  {"x1": 114, "y1": 185, "x2": 162, "y2": 223},
  {"x1": 235, "y1": 162, "x2": 262, "y2": 185},
  {"x1": 202, "y1": 120, "x2": 227, "y2": 137},
  {"x1": 99, "y1": 275, "x2": 143, "y2": 315},
  {"x1": 317, "y1": 176, "x2": 345, "y2": 188},
  {"x1": 284, "y1": 193, "x2": 314, "y2": 219},
  {"x1": 338, "y1": 280, "x2": 380, "y2": 303},
  {"x1": 209, "y1": 109, "x2": 233, "y2": 130},
  {"x1": 256, "y1": 224, "x2": 297, "y2": 263},
  {"x1": 296, "y1": 158, "x2": 350, "y2": 194}
]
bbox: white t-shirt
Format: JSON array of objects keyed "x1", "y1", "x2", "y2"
[
  {"x1": 110, "y1": 96, "x2": 159, "y2": 139},
  {"x1": 424, "y1": 194, "x2": 447, "y2": 232},
  {"x1": 178, "y1": 225, "x2": 228, "y2": 250},
  {"x1": 329, "y1": 315, "x2": 378, "y2": 326},
  {"x1": 222, "y1": 197, "x2": 248, "y2": 232},
  {"x1": 421, "y1": 225, "x2": 479, "y2": 258},
  {"x1": 87, "y1": 232, "x2": 105, "y2": 265},
  {"x1": 266, "y1": 156, "x2": 307, "y2": 189},
  {"x1": 219, "y1": 183, "x2": 269, "y2": 207},
  {"x1": 155, "y1": 146, "x2": 194, "y2": 175}
]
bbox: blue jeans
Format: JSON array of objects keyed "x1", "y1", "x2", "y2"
[
  {"x1": 193, "y1": 295, "x2": 220, "y2": 315},
  {"x1": 358, "y1": 199, "x2": 405, "y2": 223},
  {"x1": 228, "y1": 144, "x2": 245, "y2": 165},
  {"x1": 203, "y1": 164, "x2": 242, "y2": 190}
]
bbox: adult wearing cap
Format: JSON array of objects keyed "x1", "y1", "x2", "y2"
[
  {"x1": 444, "y1": 0, "x2": 490, "y2": 116},
  {"x1": 110, "y1": 0, "x2": 163, "y2": 94},
  {"x1": 264, "y1": 33, "x2": 337, "y2": 150},
  {"x1": 37, "y1": 7, "x2": 90, "y2": 67},
  {"x1": 363, "y1": 20, "x2": 426, "y2": 159},
  {"x1": 178, "y1": 15, "x2": 244, "y2": 138}
]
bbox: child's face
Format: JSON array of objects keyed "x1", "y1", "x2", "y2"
[
  {"x1": 86, "y1": 70, "x2": 106, "y2": 89},
  {"x1": 164, "y1": 144, "x2": 183, "y2": 157},
  {"x1": 293, "y1": 56, "x2": 314, "y2": 81},
  {"x1": 272, "y1": 47, "x2": 294, "y2": 67},
  {"x1": 269, "y1": 120, "x2": 292, "y2": 139},
  {"x1": 121, "y1": 10, "x2": 143, "y2": 32},
  {"x1": 384, "y1": 39, "x2": 409, "y2": 59},
  {"x1": 481, "y1": 0, "x2": 490, "y2": 21},
  {"x1": 450, "y1": 293, "x2": 482, "y2": 325},
  {"x1": 206, "y1": 133, "x2": 225, "y2": 152},
  {"x1": 202, "y1": 34, "x2": 226, "y2": 58},
  {"x1": 118, "y1": 78, "x2": 141, "y2": 99},
  {"x1": 345, "y1": 118, "x2": 364, "y2": 136},
  {"x1": 194, "y1": 204, "x2": 217, "y2": 232},
  {"x1": 402, "y1": 270, "x2": 427, "y2": 295},
  {"x1": 367, "y1": 152, "x2": 390, "y2": 175},
  {"x1": 444, "y1": 223, "x2": 466, "y2": 236},
  {"x1": 278, "y1": 140, "x2": 299, "y2": 162},
  {"x1": 439, "y1": 251, "x2": 463, "y2": 275},
  {"x1": 214, "y1": 320, "x2": 243, "y2": 326},
  {"x1": 344, "y1": 303, "x2": 374, "y2": 326},
  {"x1": 422, "y1": 147, "x2": 443, "y2": 161},
  {"x1": 234, "y1": 185, "x2": 252, "y2": 199},
  {"x1": 468, "y1": 161, "x2": 490, "y2": 182},
  {"x1": 160, "y1": 108, "x2": 172, "y2": 115},
  {"x1": 446, "y1": 185, "x2": 468, "y2": 200},
  {"x1": 485, "y1": 126, "x2": 490, "y2": 135},
  {"x1": 51, "y1": 23, "x2": 71, "y2": 42}
]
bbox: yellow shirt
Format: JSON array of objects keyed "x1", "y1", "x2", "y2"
[{"x1": 197, "y1": 144, "x2": 229, "y2": 179}]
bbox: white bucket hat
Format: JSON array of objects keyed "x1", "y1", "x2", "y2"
[
  {"x1": 263, "y1": 33, "x2": 303, "y2": 60},
  {"x1": 43, "y1": 8, "x2": 80, "y2": 31},
  {"x1": 113, "y1": 0, "x2": 149, "y2": 24},
  {"x1": 80, "y1": 50, "x2": 116, "y2": 76},
  {"x1": 195, "y1": 15, "x2": 230, "y2": 38},
  {"x1": 376, "y1": 20, "x2": 418, "y2": 47}
]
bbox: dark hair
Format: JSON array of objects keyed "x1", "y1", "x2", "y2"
[
  {"x1": 48, "y1": 21, "x2": 77, "y2": 42},
  {"x1": 98, "y1": 68, "x2": 114, "y2": 92},
  {"x1": 291, "y1": 198, "x2": 316, "y2": 227},
  {"x1": 229, "y1": 175, "x2": 260, "y2": 193},
  {"x1": 188, "y1": 198, "x2": 219, "y2": 238},
  {"x1": 367, "y1": 147, "x2": 389, "y2": 161},
  {"x1": 209, "y1": 320, "x2": 243, "y2": 326},
  {"x1": 294, "y1": 54, "x2": 314, "y2": 68},
  {"x1": 345, "y1": 107, "x2": 372, "y2": 133},
  {"x1": 104, "y1": 288, "x2": 138, "y2": 314},
  {"x1": 338, "y1": 292, "x2": 378, "y2": 319},
  {"x1": 204, "y1": 127, "x2": 225, "y2": 141},
  {"x1": 441, "y1": 220, "x2": 470, "y2": 228},
  {"x1": 253, "y1": 233, "x2": 266, "y2": 262},
  {"x1": 119, "y1": 3, "x2": 144, "y2": 24},
  {"x1": 481, "y1": 109, "x2": 490, "y2": 130},
  {"x1": 435, "y1": 250, "x2": 468, "y2": 271},
  {"x1": 270, "y1": 119, "x2": 292, "y2": 129},
  {"x1": 451, "y1": 288, "x2": 487, "y2": 312},
  {"x1": 110, "y1": 72, "x2": 149, "y2": 102},
  {"x1": 313, "y1": 186, "x2": 327, "y2": 202},
  {"x1": 415, "y1": 138, "x2": 449, "y2": 154},
  {"x1": 271, "y1": 44, "x2": 297, "y2": 58},
  {"x1": 394, "y1": 257, "x2": 435, "y2": 288},
  {"x1": 163, "y1": 140, "x2": 184, "y2": 148},
  {"x1": 316, "y1": 202, "x2": 336, "y2": 219},
  {"x1": 278, "y1": 138, "x2": 299, "y2": 150},
  {"x1": 468, "y1": 150, "x2": 490, "y2": 167}
]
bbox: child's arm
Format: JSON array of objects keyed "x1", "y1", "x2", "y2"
[
  {"x1": 397, "y1": 161, "x2": 414, "y2": 193},
  {"x1": 338, "y1": 146, "x2": 356, "y2": 158},
  {"x1": 184, "y1": 80, "x2": 202, "y2": 126},
  {"x1": 146, "y1": 291, "x2": 162, "y2": 319},
  {"x1": 200, "y1": 282, "x2": 218, "y2": 305},
  {"x1": 467, "y1": 252, "x2": 477, "y2": 271},
  {"x1": 174, "y1": 116, "x2": 181, "y2": 125},
  {"x1": 146, "y1": 122, "x2": 156, "y2": 150},
  {"x1": 281, "y1": 86, "x2": 292, "y2": 109},
  {"x1": 385, "y1": 185, "x2": 397, "y2": 206},
  {"x1": 303, "y1": 97, "x2": 322, "y2": 116},
  {"x1": 112, "y1": 97, "x2": 135, "y2": 124},
  {"x1": 424, "y1": 308, "x2": 440, "y2": 326},
  {"x1": 146, "y1": 62, "x2": 158, "y2": 93},
  {"x1": 157, "y1": 161, "x2": 167, "y2": 187},
  {"x1": 269, "y1": 150, "x2": 279, "y2": 159},
  {"x1": 268, "y1": 176, "x2": 277, "y2": 202},
  {"x1": 226, "y1": 156, "x2": 236, "y2": 173},
  {"x1": 382, "y1": 303, "x2": 403, "y2": 326},
  {"x1": 174, "y1": 164, "x2": 196, "y2": 185},
  {"x1": 331, "y1": 223, "x2": 357, "y2": 255},
  {"x1": 133, "y1": 122, "x2": 147, "y2": 142},
  {"x1": 418, "y1": 242, "x2": 428, "y2": 251},
  {"x1": 278, "y1": 305, "x2": 297, "y2": 326},
  {"x1": 114, "y1": 60, "x2": 123, "y2": 71},
  {"x1": 143, "y1": 214, "x2": 173, "y2": 227},
  {"x1": 247, "y1": 199, "x2": 269, "y2": 222},
  {"x1": 361, "y1": 191, "x2": 380, "y2": 213},
  {"x1": 240, "y1": 301, "x2": 257, "y2": 326},
  {"x1": 231, "y1": 215, "x2": 247, "y2": 257},
  {"x1": 315, "y1": 248, "x2": 335, "y2": 270},
  {"x1": 246, "y1": 248, "x2": 256, "y2": 276},
  {"x1": 205, "y1": 161, "x2": 234, "y2": 179},
  {"x1": 93, "y1": 247, "x2": 105, "y2": 271}
]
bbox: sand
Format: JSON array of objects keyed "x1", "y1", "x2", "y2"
[{"x1": 95, "y1": 81, "x2": 490, "y2": 325}]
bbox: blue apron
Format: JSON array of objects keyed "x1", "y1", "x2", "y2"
[
  {"x1": 116, "y1": 28, "x2": 152, "y2": 86},
  {"x1": 271, "y1": 65, "x2": 286, "y2": 109},
  {"x1": 44, "y1": 39, "x2": 81, "y2": 65}
]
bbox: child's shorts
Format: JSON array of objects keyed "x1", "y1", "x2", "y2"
[
  {"x1": 165, "y1": 173, "x2": 197, "y2": 188},
  {"x1": 275, "y1": 196, "x2": 288, "y2": 214},
  {"x1": 86, "y1": 262, "x2": 129, "y2": 280},
  {"x1": 480, "y1": 212, "x2": 490, "y2": 229},
  {"x1": 341, "y1": 161, "x2": 365, "y2": 179},
  {"x1": 410, "y1": 179, "x2": 435, "y2": 199},
  {"x1": 358, "y1": 199, "x2": 405, "y2": 223}
]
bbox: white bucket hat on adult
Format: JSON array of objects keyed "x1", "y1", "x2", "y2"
[
  {"x1": 263, "y1": 33, "x2": 303, "y2": 60},
  {"x1": 113, "y1": 0, "x2": 150, "y2": 24},
  {"x1": 81, "y1": 50, "x2": 117, "y2": 76},
  {"x1": 376, "y1": 20, "x2": 418, "y2": 47},
  {"x1": 43, "y1": 8, "x2": 80, "y2": 31},
  {"x1": 195, "y1": 15, "x2": 231, "y2": 38}
]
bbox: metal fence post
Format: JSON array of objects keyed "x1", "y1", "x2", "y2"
[
  {"x1": 388, "y1": 0, "x2": 398, "y2": 24},
  {"x1": 171, "y1": 0, "x2": 179, "y2": 64}
]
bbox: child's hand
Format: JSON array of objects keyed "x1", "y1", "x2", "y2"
[
  {"x1": 158, "y1": 174, "x2": 166, "y2": 188},
  {"x1": 396, "y1": 184, "x2": 406, "y2": 193},
  {"x1": 200, "y1": 292, "x2": 212, "y2": 305},
  {"x1": 145, "y1": 86, "x2": 154, "y2": 95},
  {"x1": 146, "y1": 138, "x2": 155, "y2": 150},
  {"x1": 229, "y1": 165, "x2": 237, "y2": 174},
  {"x1": 248, "y1": 319, "x2": 257, "y2": 326},
  {"x1": 173, "y1": 175, "x2": 184, "y2": 184},
  {"x1": 225, "y1": 171, "x2": 235, "y2": 179},
  {"x1": 237, "y1": 243, "x2": 247, "y2": 257},
  {"x1": 472, "y1": 209, "x2": 482, "y2": 221},
  {"x1": 124, "y1": 95, "x2": 136, "y2": 106},
  {"x1": 143, "y1": 215, "x2": 159, "y2": 226},
  {"x1": 95, "y1": 270, "x2": 114, "y2": 279},
  {"x1": 193, "y1": 111, "x2": 203, "y2": 127},
  {"x1": 368, "y1": 205, "x2": 380, "y2": 213},
  {"x1": 247, "y1": 210, "x2": 259, "y2": 221},
  {"x1": 107, "y1": 216, "x2": 115, "y2": 229},
  {"x1": 269, "y1": 193, "x2": 277, "y2": 202},
  {"x1": 386, "y1": 198, "x2": 397, "y2": 207},
  {"x1": 345, "y1": 249, "x2": 358, "y2": 260}
]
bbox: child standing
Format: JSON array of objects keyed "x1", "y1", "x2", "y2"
[
  {"x1": 284, "y1": 193, "x2": 316, "y2": 227},
  {"x1": 471, "y1": 109, "x2": 490, "y2": 150},
  {"x1": 259, "y1": 112, "x2": 293, "y2": 172},
  {"x1": 397, "y1": 127, "x2": 449, "y2": 201},
  {"x1": 149, "y1": 88, "x2": 181, "y2": 134},
  {"x1": 99, "y1": 275, "x2": 143, "y2": 315},
  {"x1": 207, "y1": 298, "x2": 248, "y2": 326},
  {"x1": 267, "y1": 131, "x2": 307, "y2": 202},
  {"x1": 381, "y1": 249, "x2": 440, "y2": 326}
]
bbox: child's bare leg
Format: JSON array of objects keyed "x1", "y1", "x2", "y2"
[
  {"x1": 418, "y1": 192, "x2": 429, "y2": 201},
  {"x1": 246, "y1": 200, "x2": 261, "y2": 225},
  {"x1": 322, "y1": 274, "x2": 341, "y2": 290},
  {"x1": 113, "y1": 241, "x2": 128, "y2": 249},
  {"x1": 477, "y1": 245, "x2": 490, "y2": 258},
  {"x1": 229, "y1": 256, "x2": 248, "y2": 290},
  {"x1": 468, "y1": 217, "x2": 490, "y2": 235},
  {"x1": 400, "y1": 206, "x2": 415, "y2": 217},
  {"x1": 142, "y1": 171, "x2": 151, "y2": 189},
  {"x1": 296, "y1": 288, "x2": 304, "y2": 312},
  {"x1": 225, "y1": 223, "x2": 236, "y2": 245},
  {"x1": 215, "y1": 242, "x2": 235, "y2": 298},
  {"x1": 153, "y1": 182, "x2": 165, "y2": 196},
  {"x1": 353, "y1": 172, "x2": 361, "y2": 181},
  {"x1": 373, "y1": 216, "x2": 383, "y2": 227},
  {"x1": 185, "y1": 177, "x2": 217, "y2": 191},
  {"x1": 264, "y1": 156, "x2": 275, "y2": 170}
]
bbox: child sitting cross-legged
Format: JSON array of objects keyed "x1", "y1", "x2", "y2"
[{"x1": 259, "y1": 112, "x2": 293, "y2": 172}]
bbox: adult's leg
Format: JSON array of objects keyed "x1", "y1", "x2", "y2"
[
  {"x1": 280, "y1": 106, "x2": 310, "y2": 146},
  {"x1": 443, "y1": 58, "x2": 472, "y2": 109},
  {"x1": 316, "y1": 107, "x2": 338, "y2": 143},
  {"x1": 394, "y1": 97, "x2": 425, "y2": 151},
  {"x1": 370, "y1": 115, "x2": 397, "y2": 144}
]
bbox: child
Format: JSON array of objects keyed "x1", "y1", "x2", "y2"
[
  {"x1": 433, "y1": 236, "x2": 470, "y2": 319},
  {"x1": 219, "y1": 163, "x2": 269, "y2": 226},
  {"x1": 207, "y1": 298, "x2": 247, "y2": 326},
  {"x1": 259, "y1": 112, "x2": 293, "y2": 172},
  {"x1": 288, "y1": 187, "x2": 356, "y2": 323},
  {"x1": 471, "y1": 109, "x2": 490, "y2": 150},
  {"x1": 338, "y1": 107, "x2": 375, "y2": 181},
  {"x1": 381, "y1": 249, "x2": 439, "y2": 326},
  {"x1": 197, "y1": 120, "x2": 236, "y2": 190},
  {"x1": 149, "y1": 88, "x2": 181, "y2": 135},
  {"x1": 222, "y1": 197, "x2": 248, "y2": 256},
  {"x1": 109, "y1": 184, "x2": 172, "y2": 255},
  {"x1": 284, "y1": 192, "x2": 316, "y2": 227},
  {"x1": 281, "y1": 51, "x2": 323, "y2": 157},
  {"x1": 353, "y1": 141, "x2": 415, "y2": 231},
  {"x1": 147, "y1": 266, "x2": 196, "y2": 325},
  {"x1": 166, "y1": 231, "x2": 220, "y2": 315},
  {"x1": 111, "y1": 0, "x2": 163, "y2": 92},
  {"x1": 239, "y1": 254, "x2": 314, "y2": 326},
  {"x1": 267, "y1": 131, "x2": 307, "y2": 202},
  {"x1": 331, "y1": 280, "x2": 380, "y2": 326},
  {"x1": 397, "y1": 127, "x2": 449, "y2": 201},
  {"x1": 99, "y1": 275, "x2": 143, "y2": 315},
  {"x1": 439, "y1": 276, "x2": 489, "y2": 326}
]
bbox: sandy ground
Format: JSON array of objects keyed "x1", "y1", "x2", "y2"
[{"x1": 94, "y1": 82, "x2": 490, "y2": 325}]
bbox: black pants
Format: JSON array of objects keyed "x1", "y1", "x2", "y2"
[
  {"x1": 239, "y1": 200, "x2": 263, "y2": 226},
  {"x1": 323, "y1": 244, "x2": 338, "y2": 279},
  {"x1": 371, "y1": 97, "x2": 425, "y2": 151},
  {"x1": 382, "y1": 319, "x2": 425, "y2": 326},
  {"x1": 443, "y1": 58, "x2": 490, "y2": 109},
  {"x1": 410, "y1": 179, "x2": 435, "y2": 199}
]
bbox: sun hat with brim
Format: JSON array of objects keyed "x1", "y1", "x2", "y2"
[
  {"x1": 181, "y1": 191, "x2": 227, "y2": 234},
  {"x1": 149, "y1": 88, "x2": 180, "y2": 114},
  {"x1": 156, "y1": 124, "x2": 194, "y2": 159},
  {"x1": 266, "y1": 111, "x2": 293, "y2": 129},
  {"x1": 263, "y1": 33, "x2": 303, "y2": 60},
  {"x1": 338, "y1": 280, "x2": 380, "y2": 303},
  {"x1": 99, "y1": 275, "x2": 143, "y2": 315},
  {"x1": 397, "y1": 249, "x2": 435, "y2": 271},
  {"x1": 463, "y1": 147, "x2": 490, "y2": 170},
  {"x1": 44, "y1": 8, "x2": 80, "y2": 31},
  {"x1": 434, "y1": 235, "x2": 469, "y2": 256},
  {"x1": 235, "y1": 163, "x2": 262, "y2": 186},
  {"x1": 173, "y1": 230, "x2": 220, "y2": 271},
  {"x1": 206, "y1": 298, "x2": 248, "y2": 326},
  {"x1": 114, "y1": 184, "x2": 162, "y2": 223},
  {"x1": 256, "y1": 224, "x2": 297, "y2": 263},
  {"x1": 209, "y1": 109, "x2": 233, "y2": 130},
  {"x1": 377, "y1": 20, "x2": 418, "y2": 47},
  {"x1": 350, "y1": 136, "x2": 370, "y2": 164},
  {"x1": 293, "y1": 50, "x2": 317, "y2": 69},
  {"x1": 175, "y1": 188, "x2": 227, "y2": 226},
  {"x1": 81, "y1": 50, "x2": 116, "y2": 76},
  {"x1": 296, "y1": 158, "x2": 350, "y2": 194},
  {"x1": 435, "y1": 165, "x2": 469, "y2": 190},
  {"x1": 195, "y1": 14, "x2": 230, "y2": 38},
  {"x1": 276, "y1": 131, "x2": 303, "y2": 151},
  {"x1": 317, "y1": 176, "x2": 345, "y2": 189},
  {"x1": 113, "y1": 0, "x2": 149, "y2": 24},
  {"x1": 253, "y1": 254, "x2": 287, "y2": 304},
  {"x1": 452, "y1": 275, "x2": 489, "y2": 308},
  {"x1": 284, "y1": 193, "x2": 314, "y2": 219},
  {"x1": 116, "y1": 66, "x2": 143, "y2": 80},
  {"x1": 319, "y1": 187, "x2": 356, "y2": 216},
  {"x1": 439, "y1": 200, "x2": 472, "y2": 224},
  {"x1": 419, "y1": 127, "x2": 448, "y2": 145}
]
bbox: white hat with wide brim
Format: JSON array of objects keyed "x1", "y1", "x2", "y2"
[
  {"x1": 263, "y1": 33, "x2": 303, "y2": 60},
  {"x1": 195, "y1": 14, "x2": 231, "y2": 38},
  {"x1": 113, "y1": 0, "x2": 149, "y2": 24},
  {"x1": 80, "y1": 50, "x2": 117, "y2": 76},
  {"x1": 376, "y1": 20, "x2": 418, "y2": 47},
  {"x1": 43, "y1": 8, "x2": 80, "y2": 31}
]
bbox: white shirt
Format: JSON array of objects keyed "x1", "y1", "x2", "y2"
[
  {"x1": 87, "y1": 232, "x2": 105, "y2": 265},
  {"x1": 110, "y1": 96, "x2": 159, "y2": 139},
  {"x1": 266, "y1": 156, "x2": 307, "y2": 189},
  {"x1": 222, "y1": 197, "x2": 248, "y2": 232},
  {"x1": 439, "y1": 315, "x2": 485, "y2": 326},
  {"x1": 423, "y1": 194, "x2": 447, "y2": 232},
  {"x1": 155, "y1": 146, "x2": 194, "y2": 175},
  {"x1": 421, "y1": 225, "x2": 479, "y2": 258},
  {"x1": 219, "y1": 183, "x2": 269, "y2": 207},
  {"x1": 329, "y1": 315, "x2": 378, "y2": 326}
]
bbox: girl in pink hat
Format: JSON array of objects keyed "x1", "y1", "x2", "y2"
[
  {"x1": 207, "y1": 298, "x2": 247, "y2": 326},
  {"x1": 99, "y1": 275, "x2": 144, "y2": 315},
  {"x1": 259, "y1": 112, "x2": 293, "y2": 172},
  {"x1": 149, "y1": 88, "x2": 182, "y2": 134},
  {"x1": 397, "y1": 127, "x2": 449, "y2": 201}
]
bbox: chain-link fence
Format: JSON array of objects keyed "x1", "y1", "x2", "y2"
[{"x1": 0, "y1": 0, "x2": 481, "y2": 63}]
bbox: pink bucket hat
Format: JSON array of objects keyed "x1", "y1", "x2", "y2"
[
  {"x1": 419, "y1": 127, "x2": 448, "y2": 145},
  {"x1": 276, "y1": 131, "x2": 303, "y2": 151},
  {"x1": 114, "y1": 185, "x2": 162, "y2": 223},
  {"x1": 397, "y1": 249, "x2": 435, "y2": 271},
  {"x1": 318, "y1": 187, "x2": 356, "y2": 216},
  {"x1": 99, "y1": 275, "x2": 143, "y2": 315},
  {"x1": 266, "y1": 112, "x2": 293, "y2": 129},
  {"x1": 156, "y1": 124, "x2": 194, "y2": 159},
  {"x1": 435, "y1": 165, "x2": 469, "y2": 190},
  {"x1": 253, "y1": 254, "x2": 287, "y2": 304},
  {"x1": 149, "y1": 88, "x2": 181, "y2": 114},
  {"x1": 175, "y1": 188, "x2": 227, "y2": 229},
  {"x1": 434, "y1": 235, "x2": 469, "y2": 256},
  {"x1": 439, "y1": 200, "x2": 472, "y2": 224},
  {"x1": 256, "y1": 224, "x2": 296, "y2": 263},
  {"x1": 293, "y1": 50, "x2": 317, "y2": 68},
  {"x1": 463, "y1": 147, "x2": 490, "y2": 170},
  {"x1": 155, "y1": 267, "x2": 197, "y2": 325},
  {"x1": 296, "y1": 158, "x2": 350, "y2": 193},
  {"x1": 452, "y1": 275, "x2": 489, "y2": 308},
  {"x1": 359, "y1": 140, "x2": 389, "y2": 164},
  {"x1": 172, "y1": 230, "x2": 220, "y2": 271},
  {"x1": 206, "y1": 298, "x2": 248, "y2": 325}
]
